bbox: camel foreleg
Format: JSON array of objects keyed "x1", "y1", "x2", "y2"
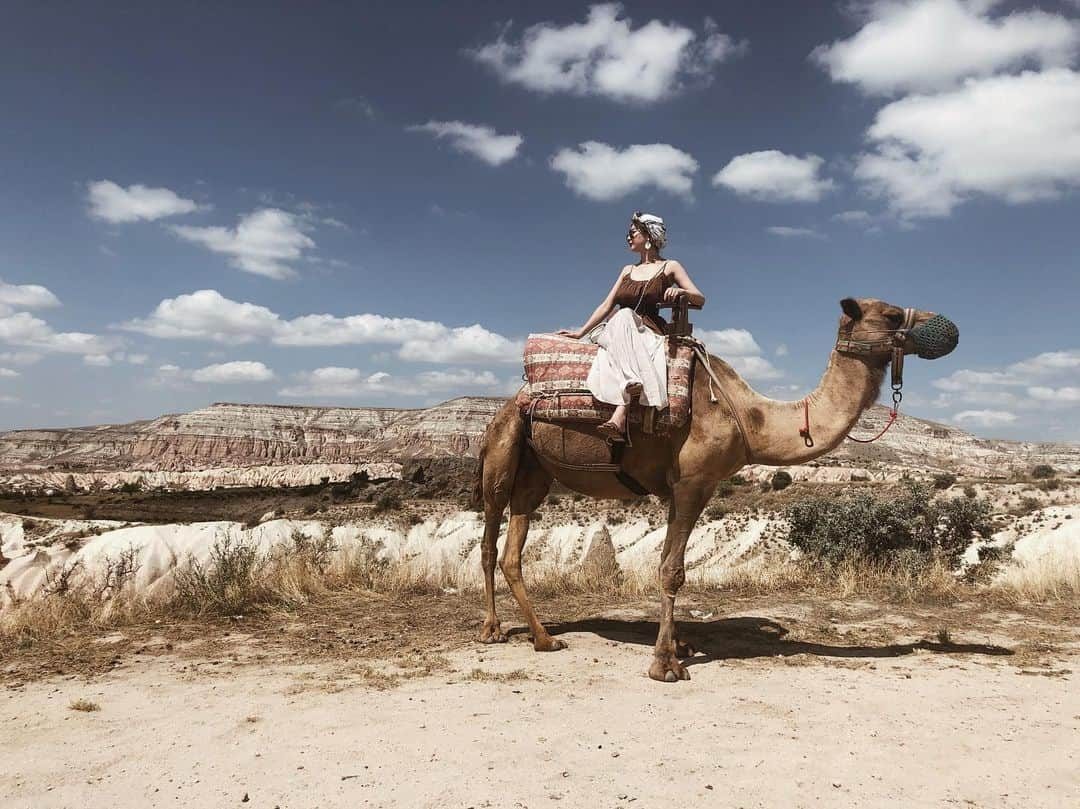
[{"x1": 650, "y1": 478, "x2": 711, "y2": 682}]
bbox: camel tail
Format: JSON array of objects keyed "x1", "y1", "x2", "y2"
[{"x1": 469, "y1": 441, "x2": 486, "y2": 512}]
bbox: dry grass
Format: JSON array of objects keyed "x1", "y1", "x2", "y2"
[
  {"x1": 3, "y1": 527, "x2": 1077, "y2": 672},
  {"x1": 993, "y1": 555, "x2": 1080, "y2": 604},
  {"x1": 68, "y1": 698, "x2": 100, "y2": 712}
]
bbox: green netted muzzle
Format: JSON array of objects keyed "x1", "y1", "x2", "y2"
[{"x1": 910, "y1": 315, "x2": 958, "y2": 359}]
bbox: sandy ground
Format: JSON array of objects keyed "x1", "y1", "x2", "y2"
[{"x1": 2, "y1": 597, "x2": 1078, "y2": 809}]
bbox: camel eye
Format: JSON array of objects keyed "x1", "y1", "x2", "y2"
[{"x1": 886, "y1": 311, "x2": 904, "y2": 326}]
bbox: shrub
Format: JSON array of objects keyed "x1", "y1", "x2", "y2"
[
  {"x1": 962, "y1": 484, "x2": 977, "y2": 499},
  {"x1": 172, "y1": 533, "x2": 263, "y2": 615},
  {"x1": 785, "y1": 481, "x2": 991, "y2": 568},
  {"x1": 704, "y1": 504, "x2": 728, "y2": 521},
  {"x1": 116, "y1": 481, "x2": 142, "y2": 494},
  {"x1": 288, "y1": 529, "x2": 338, "y2": 571},
  {"x1": 713, "y1": 480, "x2": 735, "y2": 498},
  {"x1": 1031, "y1": 465, "x2": 1055, "y2": 479},
  {"x1": 372, "y1": 493, "x2": 401, "y2": 514},
  {"x1": 1036, "y1": 479, "x2": 1061, "y2": 492},
  {"x1": 932, "y1": 472, "x2": 957, "y2": 490},
  {"x1": 729, "y1": 474, "x2": 748, "y2": 486},
  {"x1": 771, "y1": 470, "x2": 793, "y2": 491}
]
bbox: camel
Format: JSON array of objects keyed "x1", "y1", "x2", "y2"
[{"x1": 472, "y1": 297, "x2": 958, "y2": 682}]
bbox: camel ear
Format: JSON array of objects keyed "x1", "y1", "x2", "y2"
[{"x1": 840, "y1": 298, "x2": 863, "y2": 320}]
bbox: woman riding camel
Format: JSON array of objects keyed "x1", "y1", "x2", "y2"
[{"x1": 556, "y1": 212, "x2": 706, "y2": 442}]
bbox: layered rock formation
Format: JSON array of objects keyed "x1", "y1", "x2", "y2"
[
  {"x1": 1, "y1": 396, "x2": 1077, "y2": 492},
  {"x1": 0, "y1": 398, "x2": 505, "y2": 474}
]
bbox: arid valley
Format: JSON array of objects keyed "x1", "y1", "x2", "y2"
[{"x1": 0, "y1": 397, "x2": 1077, "y2": 807}]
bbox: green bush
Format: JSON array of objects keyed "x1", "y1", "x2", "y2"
[
  {"x1": 116, "y1": 480, "x2": 142, "y2": 494},
  {"x1": 729, "y1": 474, "x2": 748, "y2": 486},
  {"x1": 1031, "y1": 465, "x2": 1055, "y2": 479},
  {"x1": 1036, "y1": 479, "x2": 1061, "y2": 491},
  {"x1": 932, "y1": 472, "x2": 957, "y2": 490},
  {"x1": 771, "y1": 470, "x2": 793, "y2": 491},
  {"x1": 962, "y1": 484, "x2": 977, "y2": 499},
  {"x1": 784, "y1": 481, "x2": 991, "y2": 567}
]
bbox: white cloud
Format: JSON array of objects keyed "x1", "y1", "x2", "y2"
[
  {"x1": 118, "y1": 289, "x2": 522, "y2": 363},
  {"x1": 0, "y1": 367, "x2": 19, "y2": 377},
  {"x1": 812, "y1": 0, "x2": 1079, "y2": 96},
  {"x1": 712, "y1": 151, "x2": 835, "y2": 202},
  {"x1": 398, "y1": 325, "x2": 522, "y2": 364},
  {"x1": 932, "y1": 368, "x2": 1022, "y2": 390},
  {"x1": 697, "y1": 328, "x2": 762, "y2": 356},
  {"x1": 414, "y1": 369, "x2": 501, "y2": 390},
  {"x1": 775, "y1": 343, "x2": 789, "y2": 357},
  {"x1": 930, "y1": 348, "x2": 1080, "y2": 424},
  {"x1": 83, "y1": 354, "x2": 113, "y2": 367},
  {"x1": 279, "y1": 366, "x2": 507, "y2": 399},
  {"x1": 279, "y1": 368, "x2": 398, "y2": 398},
  {"x1": 728, "y1": 355, "x2": 784, "y2": 380},
  {"x1": 550, "y1": 141, "x2": 698, "y2": 201},
  {"x1": 766, "y1": 226, "x2": 823, "y2": 239},
  {"x1": 120, "y1": 290, "x2": 281, "y2": 344},
  {"x1": 855, "y1": 69, "x2": 1080, "y2": 218},
  {"x1": 952, "y1": 409, "x2": 1017, "y2": 427},
  {"x1": 468, "y1": 3, "x2": 743, "y2": 103},
  {"x1": 408, "y1": 121, "x2": 523, "y2": 166},
  {"x1": 1026, "y1": 385, "x2": 1080, "y2": 404},
  {"x1": 191, "y1": 361, "x2": 275, "y2": 384},
  {"x1": 0, "y1": 311, "x2": 117, "y2": 357},
  {"x1": 87, "y1": 180, "x2": 201, "y2": 223},
  {"x1": 0, "y1": 279, "x2": 61, "y2": 309},
  {"x1": 833, "y1": 210, "x2": 874, "y2": 224},
  {"x1": 0, "y1": 351, "x2": 42, "y2": 365},
  {"x1": 1007, "y1": 349, "x2": 1080, "y2": 375},
  {"x1": 170, "y1": 208, "x2": 315, "y2": 280},
  {"x1": 697, "y1": 327, "x2": 783, "y2": 380}
]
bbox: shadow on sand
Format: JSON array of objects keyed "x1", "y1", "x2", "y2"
[{"x1": 522, "y1": 616, "x2": 1013, "y2": 668}]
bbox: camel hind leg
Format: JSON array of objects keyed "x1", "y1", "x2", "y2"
[
  {"x1": 476, "y1": 401, "x2": 525, "y2": 644},
  {"x1": 501, "y1": 448, "x2": 563, "y2": 652}
]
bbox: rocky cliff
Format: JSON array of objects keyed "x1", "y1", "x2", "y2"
[
  {"x1": 0, "y1": 398, "x2": 505, "y2": 473},
  {"x1": 1, "y1": 397, "x2": 1076, "y2": 487}
]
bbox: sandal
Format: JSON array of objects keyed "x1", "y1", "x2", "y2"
[
  {"x1": 625, "y1": 382, "x2": 644, "y2": 400},
  {"x1": 597, "y1": 420, "x2": 627, "y2": 443}
]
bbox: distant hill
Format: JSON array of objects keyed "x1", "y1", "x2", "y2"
[{"x1": 0, "y1": 398, "x2": 1076, "y2": 478}]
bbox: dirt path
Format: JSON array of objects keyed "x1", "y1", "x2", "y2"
[{"x1": 2, "y1": 597, "x2": 1077, "y2": 809}]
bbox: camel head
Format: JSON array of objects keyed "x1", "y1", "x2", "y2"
[{"x1": 837, "y1": 297, "x2": 958, "y2": 363}]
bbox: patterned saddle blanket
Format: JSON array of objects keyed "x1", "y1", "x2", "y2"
[{"x1": 515, "y1": 333, "x2": 695, "y2": 432}]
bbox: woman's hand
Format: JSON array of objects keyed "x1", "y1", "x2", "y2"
[
  {"x1": 555, "y1": 328, "x2": 582, "y2": 339},
  {"x1": 663, "y1": 286, "x2": 686, "y2": 303}
]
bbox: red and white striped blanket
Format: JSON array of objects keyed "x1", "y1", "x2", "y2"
[{"x1": 515, "y1": 333, "x2": 695, "y2": 431}]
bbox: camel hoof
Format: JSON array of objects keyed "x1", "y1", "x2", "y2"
[
  {"x1": 478, "y1": 622, "x2": 507, "y2": 644},
  {"x1": 649, "y1": 657, "x2": 690, "y2": 683},
  {"x1": 533, "y1": 636, "x2": 567, "y2": 652}
]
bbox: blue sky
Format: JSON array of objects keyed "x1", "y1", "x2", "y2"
[{"x1": 1, "y1": 0, "x2": 1079, "y2": 441}]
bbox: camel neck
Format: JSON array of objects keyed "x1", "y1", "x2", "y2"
[{"x1": 729, "y1": 350, "x2": 886, "y2": 466}]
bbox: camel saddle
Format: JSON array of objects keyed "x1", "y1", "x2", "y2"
[{"x1": 516, "y1": 333, "x2": 695, "y2": 434}]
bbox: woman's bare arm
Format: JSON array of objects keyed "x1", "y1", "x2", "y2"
[
  {"x1": 662, "y1": 260, "x2": 706, "y2": 307},
  {"x1": 556, "y1": 267, "x2": 630, "y2": 338}
]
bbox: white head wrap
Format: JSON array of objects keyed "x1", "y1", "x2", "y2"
[{"x1": 632, "y1": 211, "x2": 667, "y2": 248}]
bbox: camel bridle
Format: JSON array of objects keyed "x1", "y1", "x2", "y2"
[{"x1": 799, "y1": 307, "x2": 916, "y2": 448}]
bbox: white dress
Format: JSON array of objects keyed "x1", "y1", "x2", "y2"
[{"x1": 585, "y1": 267, "x2": 669, "y2": 409}]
